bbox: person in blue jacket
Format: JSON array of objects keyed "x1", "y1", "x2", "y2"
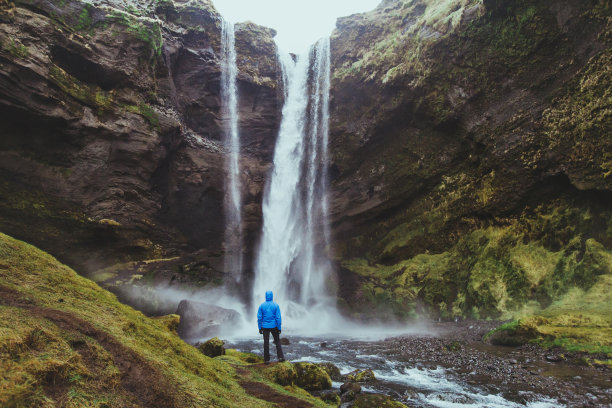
[{"x1": 257, "y1": 290, "x2": 285, "y2": 364}]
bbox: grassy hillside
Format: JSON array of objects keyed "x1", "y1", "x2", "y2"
[{"x1": 0, "y1": 232, "x2": 327, "y2": 407}]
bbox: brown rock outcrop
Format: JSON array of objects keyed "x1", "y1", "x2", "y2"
[{"x1": 0, "y1": 0, "x2": 280, "y2": 293}]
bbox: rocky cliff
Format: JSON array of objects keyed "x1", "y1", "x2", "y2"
[
  {"x1": 0, "y1": 0, "x2": 280, "y2": 295},
  {"x1": 329, "y1": 0, "x2": 612, "y2": 322}
]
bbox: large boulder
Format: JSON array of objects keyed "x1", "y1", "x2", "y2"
[
  {"x1": 294, "y1": 362, "x2": 332, "y2": 391},
  {"x1": 176, "y1": 299, "x2": 240, "y2": 341}
]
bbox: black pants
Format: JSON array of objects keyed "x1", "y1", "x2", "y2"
[{"x1": 262, "y1": 328, "x2": 284, "y2": 362}]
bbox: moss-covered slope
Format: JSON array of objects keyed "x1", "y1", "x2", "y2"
[
  {"x1": 329, "y1": 0, "x2": 612, "y2": 330},
  {"x1": 0, "y1": 232, "x2": 327, "y2": 407}
]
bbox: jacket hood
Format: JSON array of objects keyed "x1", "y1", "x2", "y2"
[{"x1": 265, "y1": 291, "x2": 273, "y2": 301}]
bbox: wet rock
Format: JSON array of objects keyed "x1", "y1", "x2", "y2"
[
  {"x1": 347, "y1": 368, "x2": 376, "y2": 382},
  {"x1": 294, "y1": 362, "x2": 332, "y2": 391},
  {"x1": 320, "y1": 342, "x2": 327, "y2": 348},
  {"x1": 262, "y1": 362, "x2": 297, "y2": 386},
  {"x1": 197, "y1": 337, "x2": 225, "y2": 358},
  {"x1": 545, "y1": 354, "x2": 566, "y2": 362},
  {"x1": 340, "y1": 381, "x2": 361, "y2": 394},
  {"x1": 320, "y1": 390, "x2": 341, "y2": 405},
  {"x1": 176, "y1": 300, "x2": 240, "y2": 341},
  {"x1": 340, "y1": 381, "x2": 361, "y2": 402},
  {"x1": 319, "y1": 362, "x2": 342, "y2": 381}
]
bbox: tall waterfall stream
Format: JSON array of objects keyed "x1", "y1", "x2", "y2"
[
  {"x1": 221, "y1": 20, "x2": 243, "y2": 282},
  {"x1": 252, "y1": 39, "x2": 337, "y2": 328}
]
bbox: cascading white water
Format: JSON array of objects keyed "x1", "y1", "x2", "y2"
[
  {"x1": 221, "y1": 20, "x2": 243, "y2": 281},
  {"x1": 253, "y1": 38, "x2": 335, "y2": 328}
]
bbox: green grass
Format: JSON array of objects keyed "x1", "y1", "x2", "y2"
[{"x1": 0, "y1": 232, "x2": 325, "y2": 407}]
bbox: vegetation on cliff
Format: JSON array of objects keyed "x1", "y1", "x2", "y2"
[
  {"x1": 0, "y1": 232, "x2": 329, "y2": 407},
  {"x1": 330, "y1": 0, "x2": 612, "y2": 354}
]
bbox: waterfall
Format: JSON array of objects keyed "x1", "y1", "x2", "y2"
[
  {"x1": 221, "y1": 20, "x2": 243, "y2": 282},
  {"x1": 253, "y1": 38, "x2": 334, "y2": 327}
]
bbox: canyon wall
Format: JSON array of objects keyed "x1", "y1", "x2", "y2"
[
  {"x1": 328, "y1": 0, "x2": 612, "y2": 319},
  {"x1": 0, "y1": 0, "x2": 280, "y2": 291}
]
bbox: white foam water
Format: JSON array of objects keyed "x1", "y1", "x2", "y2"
[{"x1": 252, "y1": 38, "x2": 336, "y2": 326}]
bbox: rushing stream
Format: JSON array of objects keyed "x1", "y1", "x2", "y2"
[{"x1": 226, "y1": 335, "x2": 563, "y2": 408}]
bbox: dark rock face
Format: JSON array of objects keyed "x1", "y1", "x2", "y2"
[
  {"x1": 176, "y1": 299, "x2": 240, "y2": 341},
  {"x1": 328, "y1": 0, "x2": 612, "y2": 318},
  {"x1": 0, "y1": 0, "x2": 279, "y2": 291}
]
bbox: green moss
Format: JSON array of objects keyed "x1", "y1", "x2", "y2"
[
  {"x1": 0, "y1": 232, "x2": 322, "y2": 407},
  {"x1": 3, "y1": 39, "x2": 29, "y2": 59},
  {"x1": 74, "y1": 3, "x2": 93, "y2": 32},
  {"x1": 342, "y1": 195, "x2": 612, "y2": 322},
  {"x1": 49, "y1": 64, "x2": 114, "y2": 113},
  {"x1": 261, "y1": 362, "x2": 297, "y2": 386},
  {"x1": 293, "y1": 362, "x2": 332, "y2": 391},
  {"x1": 125, "y1": 103, "x2": 160, "y2": 129},
  {"x1": 107, "y1": 10, "x2": 164, "y2": 57}
]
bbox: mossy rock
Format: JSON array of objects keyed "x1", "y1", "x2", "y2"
[
  {"x1": 198, "y1": 336, "x2": 225, "y2": 357},
  {"x1": 262, "y1": 362, "x2": 297, "y2": 386},
  {"x1": 153, "y1": 314, "x2": 180, "y2": 333},
  {"x1": 319, "y1": 362, "x2": 341, "y2": 381},
  {"x1": 347, "y1": 368, "x2": 376, "y2": 382},
  {"x1": 294, "y1": 362, "x2": 332, "y2": 391},
  {"x1": 320, "y1": 390, "x2": 341, "y2": 406},
  {"x1": 340, "y1": 381, "x2": 361, "y2": 402},
  {"x1": 486, "y1": 320, "x2": 541, "y2": 346},
  {"x1": 352, "y1": 393, "x2": 407, "y2": 408}
]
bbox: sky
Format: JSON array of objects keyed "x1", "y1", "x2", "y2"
[{"x1": 211, "y1": 0, "x2": 382, "y2": 53}]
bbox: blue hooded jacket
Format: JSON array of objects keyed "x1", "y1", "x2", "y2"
[{"x1": 257, "y1": 291, "x2": 282, "y2": 331}]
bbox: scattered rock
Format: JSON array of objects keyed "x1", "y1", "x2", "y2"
[
  {"x1": 294, "y1": 362, "x2": 332, "y2": 391},
  {"x1": 320, "y1": 390, "x2": 341, "y2": 405},
  {"x1": 445, "y1": 340, "x2": 463, "y2": 352},
  {"x1": 340, "y1": 381, "x2": 361, "y2": 395},
  {"x1": 545, "y1": 354, "x2": 565, "y2": 362},
  {"x1": 320, "y1": 342, "x2": 327, "y2": 348},
  {"x1": 197, "y1": 337, "x2": 225, "y2": 358},
  {"x1": 280, "y1": 337, "x2": 290, "y2": 345},
  {"x1": 340, "y1": 381, "x2": 361, "y2": 402},
  {"x1": 176, "y1": 299, "x2": 240, "y2": 341}
]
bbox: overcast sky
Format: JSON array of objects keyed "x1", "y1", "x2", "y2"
[{"x1": 211, "y1": 0, "x2": 382, "y2": 53}]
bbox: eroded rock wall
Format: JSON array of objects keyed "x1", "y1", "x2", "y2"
[
  {"x1": 0, "y1": 0, "x2": 280, "y2": 288},
  {"x1": 329, "y1": 0, "x2": 612, "y2": 319}
]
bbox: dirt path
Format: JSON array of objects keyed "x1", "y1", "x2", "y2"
[{"x1": 234, "y1": 366, "x2": 314, "y2": 408}]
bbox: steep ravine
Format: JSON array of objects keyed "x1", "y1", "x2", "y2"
[{"x1": 0, "y1": 0, "x2": 280, "y2": 295}]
